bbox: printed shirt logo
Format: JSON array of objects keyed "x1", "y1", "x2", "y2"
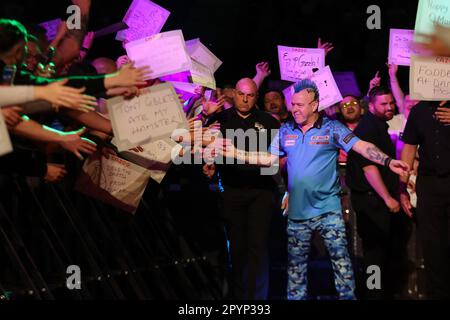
[
  {"x1": 284, "y1": 134, "x2": 298, "y2": 147},
  {"x1": 343, "y1": 133, "x2": 356, "y2": 144},
  {"x1": 309, "y1": 135, "x2": 330, "y2": 145},
  {"x1": 311, "y1": 135, "x2": 330, "y2": 141}
]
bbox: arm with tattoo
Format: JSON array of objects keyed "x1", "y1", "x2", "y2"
[{"x1": 352, "y1": 140, "x2": 389, "y2": 166}]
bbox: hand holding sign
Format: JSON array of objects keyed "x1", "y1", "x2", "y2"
[{"x1": 386, "y1": 62, "x2": 398, "y2": 78}]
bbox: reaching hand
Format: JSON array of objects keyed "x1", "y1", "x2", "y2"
[
  {"x1": 35, "y1": 79, "x2": 98, "y2": 112},
  {"x1": 388, "y1": 159, "x2": 410, "y2": 177},
  {"x1": 116, "y1": 55, "x2": 131, "y2": 69},
  {"x1": 412, "y1": 33, "x2": 450, "y2": 57},
  {"x1": 2, "y1": 106, "x2": 23, "y2": 128},
  {"x1": 202, "y1": 95, "x2": 225, "y2": 116},
  {"x1": 255, "y1": 62, "x2": 271, "y2": 78},
  {"x1": 44, "y1": 163, "x2": 68, "y2": 183},
  {"x1": 317, "y1": 37, "x2": 334, "y2": 56},
  {"x1": 114, "y1": 62, "x2": 151, "y2": 87},
  {"x1": 106, "y1": 86, "x2": 140, "y2": 99},
  {"x1": 59, "y1": 128, "x2": 97, "y2": 160}
]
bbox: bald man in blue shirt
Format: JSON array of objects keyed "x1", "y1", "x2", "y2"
[{"x1": 222, "y1": 79, "x2": 410, "y2": 300}]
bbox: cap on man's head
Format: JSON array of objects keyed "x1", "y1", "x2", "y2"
[{"x1": 293, "y1": 79, "x2": 319, "y2": 101}]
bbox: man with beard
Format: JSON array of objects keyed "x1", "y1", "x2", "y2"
[
  {"x1": 263, "y1": 90, "x2": 292, "y2": 123},
  {"x1": 338, "y1": 95, "x2": 364, "y2": 163},
  {"x1": 346, "y1": 86, "x2": 411, "y2": 299}
]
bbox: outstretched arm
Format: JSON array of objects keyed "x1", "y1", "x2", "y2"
[{"x1": 351, "y1": 140, "x2": 410, "y2": 177}]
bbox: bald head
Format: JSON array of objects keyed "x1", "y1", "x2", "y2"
[
  {"x1": 233, "y1": 78, "x2": 258, "y2": 116},
  {"x1": 92, "y1": 57, "x2": 117, "y2": 74},
  {"x1": 236, "y1": 78, "x2": 257, "y2": 93}
]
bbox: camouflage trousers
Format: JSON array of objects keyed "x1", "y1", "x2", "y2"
[{"x1": 287, "y1": 211, "x2": 356, "y2": 300}]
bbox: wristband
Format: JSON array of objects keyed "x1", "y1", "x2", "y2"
[{"x1": 384, "y1": 157, "x2": 393, "y2": 168}]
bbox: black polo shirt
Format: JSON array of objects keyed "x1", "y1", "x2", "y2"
[
  {"x1": 401, "y1": 101, "x2": 450, "y2": 177},
  {"x1": 210, "y1": 107, "x2": 280, "y2": 189},
  {"x1": 346, "y1": 111, "x2": 398, "y2": 195}
]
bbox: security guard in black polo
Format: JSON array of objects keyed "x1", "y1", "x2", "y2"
[
  {"x1": 400, "y1": 100, "x2": 450, "y2": 300},
  {"x1": 208, "y1": 78, "x2": 280, "y2": 300}
]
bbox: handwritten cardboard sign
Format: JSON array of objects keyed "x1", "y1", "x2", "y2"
[
  {"x1": 120, "y1": 138, "x2": 179, "y2": 184},
  {"x1": 39, "y1": 18, "x2": 62, "y2": 41},
  {"x1": 125, "y1": 30, "x2": 192, "y2": 80},
  {"x1": 0, "y1": 111, "x2": 13, "y2": 157},
  {"x1": 185, "y1": 38, "x2": 222, "y2": 72},
  {"x1": 75, "y1": 153, "x2": 152, "y2": 214},
  {"x1": 283, "y1": 66, "x2": 342, "y2": 111},
  {"x1": 107, "y1": 83, "x2": 188, "y2": 151},
  {"x1": 389, "y1": 29, "x2": 424, "y2": 66},
  {"x1": 414, "y1": 0, "x2": 450, "y2": 42},
  {"x1": 409, "y1": 55, "x2": 450, "y2": 100},
  {"x1": 116, "y1": 0, "x2": 170, "y2": 42},
  {"x1": 278, "y1": 45, "x2": 325, "y2": 82}
]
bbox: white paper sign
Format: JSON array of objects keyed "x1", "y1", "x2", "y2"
[
  {"x1": 120, "y1": 138, "x2": 178, "y2": 184},
  {"x1": 107, "y1": 83, "x2": 188, "y2": 151},
  {"x1": 76, "y1": 153, "x2": 152, "y2": 214},
  {"x1": 409, "y1": 55, "x2": 450, "y2": 100},
  {"x1": 283, "y1": 66, "x2": 342, "y2": 111},
  {"x1": 186, "y1": 38, "x2": 222, "y2": 72},
  {"x1": 0, "y1": 111, "x2": 13, "y2": 157},
  {"x1": 388, "y1": 29, "x2": 424, "y2": 66},
  {"x1": 116, "y1": 0, "x2": 170, "y2": 42},
  {"x1": 414, "y1": 0, "x2": 450, "y2": 42},
  {"x1": 39, "y1": 18, "x2": 62, "y2": 41},
  {"x1": 190, "y1": 59, "x2": 216, "y2": 90},
  {"x1": 125, "y1": 30, "x2": 192, "y2": 80},
  {"x1": 278, "y1": 46, "x2": 325, "y2": 82}
]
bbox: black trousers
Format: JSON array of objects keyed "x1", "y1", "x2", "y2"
[
  {"x1": 416, "y1": 175, "x2": 450, "y2": 299},
  {"x1": 351, "y1": 191, "x2": 411, "y2": 299},
  {"x1": 221, "y1": 186, "x2": 276, "y2": 300}
]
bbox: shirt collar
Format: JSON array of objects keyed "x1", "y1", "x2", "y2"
[
  {"x1": 367, "y1": 111, "x2": 389, "y2": 129},
  {"x1": 230, "y1": 106, "x2": 258, "y2": 119},
  {"x1": 291, "y1": 114, "x2": 324, "y2": 131}
]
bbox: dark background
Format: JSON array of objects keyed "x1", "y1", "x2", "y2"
[{"x1": 1, "y1": 0, "x2": 419, "y2": 92}]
